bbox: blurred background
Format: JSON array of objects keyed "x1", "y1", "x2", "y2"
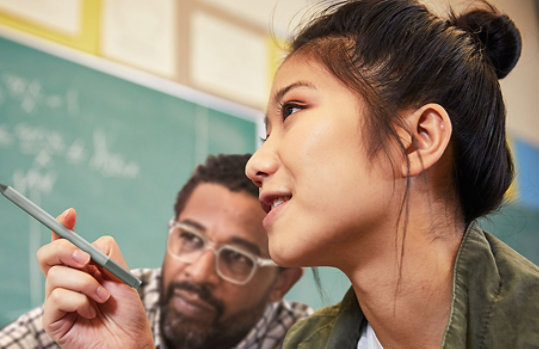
[{"x1": 0, "y1": 0, "x2": 537, "y2": 327}]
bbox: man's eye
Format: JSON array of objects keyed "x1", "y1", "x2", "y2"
[
  {"x1": 178, "y1": 231, "x2": 203, "y2": 248},
  {"x1": 221, "y1": 248, "x2": 254, "y2": 269},
  {"x1": 282, "y1": 103, "x2": 303, "y2": 119}
]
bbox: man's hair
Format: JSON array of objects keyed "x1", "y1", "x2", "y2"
[{"x1": 173, "y1": 154, "x2": 258, "y2": 217}]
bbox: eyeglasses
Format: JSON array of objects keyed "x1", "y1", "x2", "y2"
[{"x1": 167, "y1": 220, "x2": 277, "y2": 285}]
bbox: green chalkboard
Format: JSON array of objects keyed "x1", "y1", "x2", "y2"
[{"x1": 0, "y1": 34, "x2": 259, "y2": 326}]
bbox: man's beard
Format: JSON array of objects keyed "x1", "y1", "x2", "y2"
[{"x1": 159, "y1": 280, "x2": 270, "y2": 349}]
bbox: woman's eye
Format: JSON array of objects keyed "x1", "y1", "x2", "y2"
[{"x1": 282, "y1": 103, "x2": 303, "y2": 119}]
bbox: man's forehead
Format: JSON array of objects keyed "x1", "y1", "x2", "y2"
[{"x1": 178, "y1": 183, "x2": 269, "y2": 255}]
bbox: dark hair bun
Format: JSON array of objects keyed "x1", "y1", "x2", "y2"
[{"x1": 452, "y1": 9, "x2": 522, "y2": 79}]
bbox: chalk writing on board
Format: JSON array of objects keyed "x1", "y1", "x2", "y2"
[
  {"x1": 0, "y1": 73, "x2": 79, "y2": 115},
  {"x1": 66, "y1": 139, "x2": 85, "y2": 165},
  {"x1": 0, "y1": 125, "x2": 13, "y2": 146},
  {"x1": 15, "y1": 123, "x2": 64, "y2": 160},
  {"x1": 90, "y1": 130, "x2": 140, "y2": 178},
  {"x1": 1, "y1": 123, "x2": 141, "y2": 181},
  {"x1": 12, "y1": 168, "x2": 56, "y2": 196}
]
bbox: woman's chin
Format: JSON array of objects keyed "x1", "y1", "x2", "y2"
[{"x1": 268, "y1": 240, "x2": 309, "y2": 268}]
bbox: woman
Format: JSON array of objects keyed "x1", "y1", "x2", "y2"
[{"x1": 245, "y1": 0, "x2": 538, "y2": 348}]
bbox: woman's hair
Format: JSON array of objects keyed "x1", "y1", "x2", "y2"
[{"x1": 288, "y1": 0, "x2": 521, "y2": 224}]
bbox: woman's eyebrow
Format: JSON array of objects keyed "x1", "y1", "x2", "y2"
[
  {"x1": 264, "y1": 81, "x2": 316, "y2": 130},
  {"x1": 272, "y1": 81, "x2": 316, "y2": 104}
]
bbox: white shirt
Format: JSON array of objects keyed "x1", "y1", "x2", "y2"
[{"x1": 357, "y1": 323, "x2": 384, "y2": 349}]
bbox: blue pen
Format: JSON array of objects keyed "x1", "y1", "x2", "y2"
[{"x1": 0, "y1": 182, "x2": 141, "y2": 289}]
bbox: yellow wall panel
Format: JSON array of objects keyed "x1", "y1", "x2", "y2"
[{"x1": 0, "y1": 0, "x2": 101, "y2": 54}]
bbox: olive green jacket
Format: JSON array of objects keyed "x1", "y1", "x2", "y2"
[{"x1": 284, "y1": 223, "x2": 539, "y2": 348}]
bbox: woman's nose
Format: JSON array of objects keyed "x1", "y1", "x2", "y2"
[{"x1": 246, "y1": 143, "x2": 279, "y2": 188}]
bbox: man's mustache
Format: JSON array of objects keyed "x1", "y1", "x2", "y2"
[{"x1": 165, "y1": 281, "x2": 225, "y2": 318}]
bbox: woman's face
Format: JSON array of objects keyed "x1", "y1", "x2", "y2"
[{"x1": 246, "y1": 54, "x2": 401, "y2": 268}]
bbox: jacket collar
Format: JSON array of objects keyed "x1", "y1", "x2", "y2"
[
  {"x1": 293, "y1": 222, "x2": 538, "y2": 348},
  {"x1": 319, "y1": 222, "x2": 505, "y2": 347},
  {"x1": 325, "y1": 287, "x2": 366, "y2": 347}
]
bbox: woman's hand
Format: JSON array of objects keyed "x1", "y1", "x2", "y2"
[{"x1": 37, "y1": 208, "x2": 154, "y2": 348}]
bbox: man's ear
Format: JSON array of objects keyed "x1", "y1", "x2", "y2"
[
  {"x1": 268, "y1": 267, "x2": 304, "y2": 302},
  {"x1": 397, "y1": 103, "x2": 452, "y2": 177}
]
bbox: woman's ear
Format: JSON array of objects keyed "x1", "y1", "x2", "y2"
[{"x1": 397, "y1": 103, "x2": 452, "y2": 177}]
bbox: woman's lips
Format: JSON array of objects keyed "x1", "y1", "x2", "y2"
[
  {"x1": 262, "y1": 197, "x2": 290, "y2": 230},
  {"x1": 260, "y1": 193, "x2": 291, "y2": 213}
]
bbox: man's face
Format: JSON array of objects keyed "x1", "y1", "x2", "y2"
[{"x1": 160, "y1": 183, "x2": 279, "y2": 348}]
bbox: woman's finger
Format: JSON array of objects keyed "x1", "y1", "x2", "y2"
[
  {"x1": 93, "y1": 235, "x2": 130, "y2": 270},
  {"x1": 45, "y1": 265, "x2": 110, "y2": 304},
  {"x1": 43, "y1": 287, "x2": 97, "y2": 327},
  {"x1": 51, "y1": 208, "x2": 77, "y2": 240},
  {"x1": 37, "y1": 239, "x2": 90, "y2": 276}
]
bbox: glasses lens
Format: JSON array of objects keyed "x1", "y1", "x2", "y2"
[
  {"x1": 168, "y1": 223, "x2": 258, "y2": 284},
  {"x1": 169, "y1": 226, "x2": 205, "y2": 261},
  {"x1": 217, "y1": 247, "x2": 255, "y2": 283}
]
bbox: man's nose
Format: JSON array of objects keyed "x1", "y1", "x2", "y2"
[
  {"x1": 185, "y1": 250, "x2": 220, "y2": 285},
  {"x1": 245, "y1": 142, "x2": 279, "y2": 188}
]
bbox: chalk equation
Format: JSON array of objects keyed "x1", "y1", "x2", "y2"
[
  {"x1": 0, "y1": 123, "x2": 141, "y2": 194},
  {"x1": 0, "y1": 73, "x2": 79, "y2": 115},
  {"x1": 91, "y1": 131, "x2": 140, "y2": 178}
]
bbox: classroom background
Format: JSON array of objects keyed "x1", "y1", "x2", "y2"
[{"x1": 0, "y1": 0, "x2": 538, "y2": 327}]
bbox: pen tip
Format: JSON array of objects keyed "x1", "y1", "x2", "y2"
[{"x1": 0, "y1": 183, "x2": 6, "y2": 192}]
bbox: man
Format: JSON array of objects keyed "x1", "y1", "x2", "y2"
[{"x1": 0, "y1": 154, "x2": 311, "y2": 348}]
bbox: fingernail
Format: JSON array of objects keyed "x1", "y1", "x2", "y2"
[
  {"x1": 59, "y1": 208, "x2": 71, "y2": 217},
  {"x1": 86, "y1": 306, "x2": 96, "y2": 319},
  {"x1": 64, "y1": 208, "x2": 72, "y2": 219},
  {"x1": 72, "y1": 249, "x2": 90, "y2": 265},
  {"x1": 96, "y1": 286, "x2": 110, "y2": 302}
]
